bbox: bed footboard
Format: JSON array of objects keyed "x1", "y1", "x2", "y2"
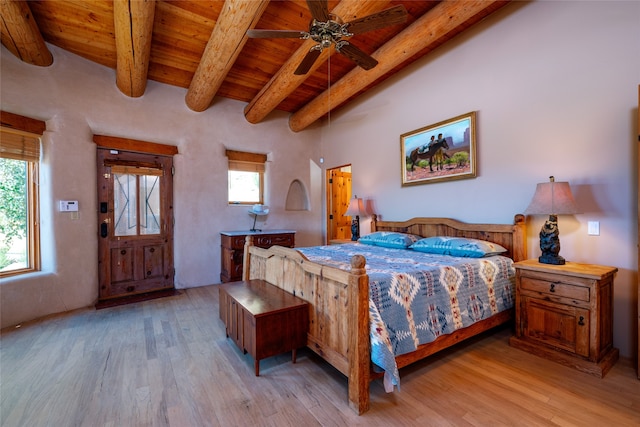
[{"x1": 243, "y1": 237, "x2": 372, "y2": 414}]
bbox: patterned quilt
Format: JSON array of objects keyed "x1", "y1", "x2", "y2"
[{"x1": 297, "y1": 243, "x2": 516, "y2": 391}]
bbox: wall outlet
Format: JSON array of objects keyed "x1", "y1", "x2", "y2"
[{"x1": 587, "y1": 221, "x2": 600, "y2": 236}]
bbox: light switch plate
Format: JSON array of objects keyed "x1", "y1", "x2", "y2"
[{"x1": 587, "y1": 221, "x2": 600, "y2": 236}]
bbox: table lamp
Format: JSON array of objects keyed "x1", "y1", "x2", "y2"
[
  {"x1": 248, "y1": 204, "x2": 269, "y2": 232},
  {"x1": 344, "y1": 195, "x2": 365, "y2": 241},
  {"x1": 524, "y1": 176, "x2": 579, "y2": 265}
]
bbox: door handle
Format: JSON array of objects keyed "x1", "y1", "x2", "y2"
[{"x1": 100, "y1": 222, "x2": 108, "y2": 238}]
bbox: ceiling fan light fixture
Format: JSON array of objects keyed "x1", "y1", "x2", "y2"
[{"x1": 247, "y1": 2, "x2": 408, "y2": 75}]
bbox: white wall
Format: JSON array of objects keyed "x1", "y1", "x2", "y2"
[
  {"x1": 1, "y1": 45, "x2": 323, "y2": 328},
  {"x1": 320, "y1": 1, "x2": 639, "y2": 358}
]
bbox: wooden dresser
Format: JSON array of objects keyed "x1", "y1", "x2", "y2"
[
  {"x1": 510, "y1": 259, "x2": 618, "y2": 377},
  {"x1": 220, "y1": 230, "x2": 295, "y2": 283}
]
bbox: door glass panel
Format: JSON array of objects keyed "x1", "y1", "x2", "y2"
[
  {"x1": 140, "y1": 175, "x2": 161, "y2": 235},
  {"x1": 113, "y1": 173, "x2": 138, "y2": 236}
]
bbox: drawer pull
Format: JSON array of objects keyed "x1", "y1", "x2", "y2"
[
  {"x1": 549, "y1": 283, "x2": 556, "y2": 292},
  {"x1": 578, "y1": 316, "x2": 585, "y2": 326}
]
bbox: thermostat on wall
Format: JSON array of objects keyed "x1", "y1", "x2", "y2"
[{"x1": 59, "y1": 200, "x2": 79, "y2": 212}]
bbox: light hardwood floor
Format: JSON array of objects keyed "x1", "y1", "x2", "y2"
[{"x1": 1, "y1": 285, "x2": 639, "y2": 426}]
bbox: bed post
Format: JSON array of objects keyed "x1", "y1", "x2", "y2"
[
  {"x1": 512, "y1": 214, "x2": 527, "y2": 262},
  {"x1": 348, "y1": 254, "x2": 371, "y2": 414},
  {"x1": 242, "y1": 235, "x2": 254, "y2": 281},
  {"x1": 370, "y1": 214, "x2": 378, "y2": 232}
]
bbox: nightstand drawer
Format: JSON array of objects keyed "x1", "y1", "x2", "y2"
[{"x1": 520, "y1": 276, "x2": 590, "y2": 302}]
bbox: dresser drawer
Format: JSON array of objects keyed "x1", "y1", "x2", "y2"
[
  {"x1": 520, "y1": 276, "x2": 590, "y2": 302},
  {"x1": 221, "y1": 234, "x2": 248, "y2": 250},
  {"x1": 255, "y1": 233, "x2": 294, "y2": 248}
]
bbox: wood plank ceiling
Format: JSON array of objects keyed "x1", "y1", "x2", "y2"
[{"x1": 1, "y1": 0, "x2": 510, "y2": 132}]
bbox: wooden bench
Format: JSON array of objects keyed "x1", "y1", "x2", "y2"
[{"x1": 218, "y1": 279, "x2": 309, "y2": 375}]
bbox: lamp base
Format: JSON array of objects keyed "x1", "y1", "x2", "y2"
[
  {"x1": 250, "y1": 214, "x2": 262, "y2": 232},
  {"x1": 350, "y1": 216, "x2": 360, "y2": 241},
  {"x1": 538, "y1": 214, "x2": 566, "y2": 265},
  {"x1": 538, "y1": 253, "x2": 566, "y2": 265}
]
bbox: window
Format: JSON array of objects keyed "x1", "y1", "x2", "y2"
[
  {"x1": 110, "y1": 165, "x2": 163, "y2": 237},
  {"x1": 226, "y1": 150, "x2": 266, "y2": 205},
  {"x1": 0, "y1": 123, "x2": 42, "y2": 277}
]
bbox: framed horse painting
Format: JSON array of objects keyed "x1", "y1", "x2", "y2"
[{"x1": 400, "y1": 111, "x2": 477, "y2": 186}]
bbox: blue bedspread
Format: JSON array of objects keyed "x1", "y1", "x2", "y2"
[{"x1": 297, "y1": 243, "x2": 515, "y2": 391}]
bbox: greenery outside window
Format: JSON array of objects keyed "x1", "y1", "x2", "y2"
[
  {"x1": 0, "y1": 126, "x2": 41, "y2": 277},
  {"x1": 226, "y1": 149, "x2": 266, "y2": 205}
]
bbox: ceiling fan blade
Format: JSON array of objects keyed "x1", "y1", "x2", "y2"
[
  {"x1": 294, "y1": 48, "x2": 322, "y2": 75},
  {"x1": 346, "y1": 5, "x2": 408, "y2": 35},
  {"x1": 247, "y1": 29, "x2": 307, "y2": 39},
  {"x1": 306, "y1": 0, "x2": 329, "y2": 22},
  {"x1": 336, "y1": 43, "x2": 378, "y2": 70}
]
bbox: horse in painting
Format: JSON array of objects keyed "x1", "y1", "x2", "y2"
[{"x1": 408, "y1": 139, "x2": 450, "y2": 172}]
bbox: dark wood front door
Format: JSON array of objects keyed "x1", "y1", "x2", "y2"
[{"x1": 97, "y1": 148, "x2": 174, "y2": 300}]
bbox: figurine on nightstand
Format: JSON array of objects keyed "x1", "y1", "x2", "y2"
[{"x1": 539, "y1": 214, "x2": 565, "y2": 265}]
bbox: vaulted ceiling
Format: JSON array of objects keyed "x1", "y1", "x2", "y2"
[{"x1": 1, "y1": 0, "x2": 510, "y2": 132}]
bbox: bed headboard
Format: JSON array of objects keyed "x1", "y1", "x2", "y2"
[{"x1": 370, "y1": 214, "x2": 527, "y2": 262}]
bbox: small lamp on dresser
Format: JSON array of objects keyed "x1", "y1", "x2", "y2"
[
  {"x1": 524, "y1": 176, "x2": 579, "y2": 265},
  {"x1": 344, "y1": 195, "x2": 366, "y2": 241},
  {"x1": 248, "y1": 204, "x2": 269, "y2": 232}
]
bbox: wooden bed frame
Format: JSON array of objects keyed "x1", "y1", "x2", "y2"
[{"x1": 242, "y1": 214, "x2": 526, "y2": 414}]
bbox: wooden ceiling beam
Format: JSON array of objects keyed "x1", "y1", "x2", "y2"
[
  {"x1": 185, "y1": 0, "x2": 269, "y2": 112},
  {"x1": 113, "y1": 0, "x2": 156, "y2": 97},
  {"x1": 0, "y1": 0, "x2": 52, "y2": 66},
  {"x1": 289, "y1": 0, "x2": 509, "y2": 132},
  {"x1": 243, "y1": 0, "x2": 392, "y2": 125}
]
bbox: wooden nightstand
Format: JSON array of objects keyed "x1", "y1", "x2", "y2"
[{"x1": 509, "y1": 259, "x2": 618, "y2": 378}]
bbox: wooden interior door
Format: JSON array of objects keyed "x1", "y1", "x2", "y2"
[
  {"x1": 326, "y1": 166, "x2": 352, "y2": 243},
  {"x1": 97, "y1": 148, "x2": 174, "y2": 300}
]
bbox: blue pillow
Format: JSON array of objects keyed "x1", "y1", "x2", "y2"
[
  {"x1": 358, "y1": 232, "x2": 421, "y2": 249},
  {"x1": 410, "y1": 236, "x2": 507, "y2": 258}
]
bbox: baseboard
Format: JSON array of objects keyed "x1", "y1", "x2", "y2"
[{"x1": 95, "y1": 289, "x2": 180, "y2": 310}]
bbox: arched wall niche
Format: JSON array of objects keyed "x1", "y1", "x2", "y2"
[{"x1": 285, "y1": 179, "x2": 310, "y2": 211}]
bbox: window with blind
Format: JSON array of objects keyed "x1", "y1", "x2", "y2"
[
  {"x1": 226, "y1": 150, "x2": 266, "y2": 205},
  {"x1": 0, "y1": 126, "x2": 41, "y2": 276}
]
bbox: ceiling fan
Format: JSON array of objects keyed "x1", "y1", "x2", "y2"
[{"x1": 247, "y1": 1, "x2": 408, "y2": 75}]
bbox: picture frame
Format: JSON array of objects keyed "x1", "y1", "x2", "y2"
[{"x1": 400, "y1": 111, "x2": 477, "y2": 186}]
